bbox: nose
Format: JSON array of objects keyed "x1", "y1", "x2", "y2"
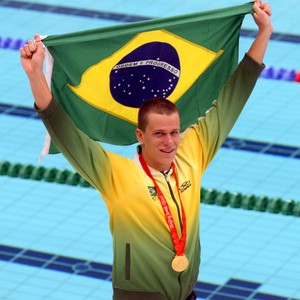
[{"x1": 163, "y1": 134, "x2": 173, "y2": 145}]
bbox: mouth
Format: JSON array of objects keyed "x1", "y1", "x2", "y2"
[{"x1": 160, "y1": 149, "x2": 175, "y2": 154}]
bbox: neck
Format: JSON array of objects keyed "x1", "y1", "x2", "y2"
[
  {"x1": 139, "y1": 152, "x2": 172, "y2": 173},
  {"x1": 145, "y1": 158, "x2": 171, "y2": 173}
]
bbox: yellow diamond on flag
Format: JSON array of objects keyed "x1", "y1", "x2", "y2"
[{"x1": 69, "y1": 29, "x2": 222, "y2": 125}]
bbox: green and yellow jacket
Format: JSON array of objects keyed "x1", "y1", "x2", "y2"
[{"x1": 37, "y1": 54, "x2": 264, "y2": 300}]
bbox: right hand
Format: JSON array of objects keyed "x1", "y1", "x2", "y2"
[{"x1": 20, "y1": 34, "x2": 45, "y2": 78}]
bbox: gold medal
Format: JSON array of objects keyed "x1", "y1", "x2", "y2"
[{"x1": 171, "y1": 254, "x2": 189, "y2": 272}]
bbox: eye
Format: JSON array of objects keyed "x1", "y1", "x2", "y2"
[
  {"x1": 171, "y1": 130, "x2": 179, "y2": 137},
  {"x1": 154, "y1": 132, "x2": 164, "y2": 137}
]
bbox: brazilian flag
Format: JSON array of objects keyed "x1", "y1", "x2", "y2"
[{"x1": 43, "y1": 2, "x2": 253, "y2": 153}]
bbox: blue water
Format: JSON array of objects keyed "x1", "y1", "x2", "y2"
[{"x1": 0, "y1": 0, "x2": 300, "y2": 299}]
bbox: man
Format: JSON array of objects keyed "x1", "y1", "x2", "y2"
[{"x1": 20, "y1": 1, "x2": 272, "y2": 299}]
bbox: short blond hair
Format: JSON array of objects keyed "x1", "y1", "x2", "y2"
[{"x1": 138, "y1": 98, "x2": 179, "y2": 131}]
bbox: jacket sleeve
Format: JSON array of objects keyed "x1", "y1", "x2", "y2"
[
  {"x1": 181, "y1": 53, "x2": 265, "y2": 173},
  {"x1": 36, "y1": 98, "x2": 112, "y2": 193}
]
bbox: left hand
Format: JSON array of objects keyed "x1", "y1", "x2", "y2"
[{"x1": 252, "y1": 1, "x2": 272, "y2": 31}]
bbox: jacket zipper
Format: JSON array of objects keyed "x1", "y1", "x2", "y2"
[
  {"x1": 162, "y1": 172, "x2": 182, "y2": 230},
  {"x1": 125, "y1": 243, "x2": 131, "y2": 280},
  {"x1": 178, "y1": 273, "x2": 183, "y2": 300}
]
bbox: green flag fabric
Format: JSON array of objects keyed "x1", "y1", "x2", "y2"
[{"x1": 43, "y1": 2, "x2": 253, "y2": 154}]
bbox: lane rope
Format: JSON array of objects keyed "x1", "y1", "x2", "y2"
[{"x1": 1, "y1": 160, "x2": 299, "y2": 217}]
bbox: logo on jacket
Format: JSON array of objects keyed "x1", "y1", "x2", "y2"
[
  {"x1": 179, "y1": 180, "x2": 191, "y2": 193},
  {"x1": 148, "y1": 186, "x2": 157, "y2": 201}
]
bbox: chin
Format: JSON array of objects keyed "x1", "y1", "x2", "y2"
[{"x1": 163, "y1": 157, "x2": 175, "y2": 166}]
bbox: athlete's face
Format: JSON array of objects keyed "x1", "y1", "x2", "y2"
[{"x1": 136, "y1": 112, "x2": 180, "y2": 171}]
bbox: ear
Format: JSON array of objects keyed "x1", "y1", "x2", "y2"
[{"x1": 136, "y1": 128, "x2": 144, "y2": 144}]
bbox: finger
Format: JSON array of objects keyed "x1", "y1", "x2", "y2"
[
  {"x1": 33, "y1": 34, "x2": 46, "y2": 55},
  {"x1": 27, "y1": 39, "x2": 37, "y2": 52},
  {"x1": 35, "y1": 40, "x2": 46, "y2": 56},
  {"x1": 253, "y1": 1, "x2": 262, "y2": 10},
  {"x1": 34, "y1": 33, "x2": 41, "y2": 43},
  {"x1": 20, "y1": 47, "x2": 27, "y2": 58},
  {"x1": 252, "y1": 1, "x2": 264, "y2": 22},
  {"x1": 252, "y1": 0, "x2": 262, "y2": 7},
  {"x1": 23, "y1": 44, "x2": 33, "y2": 58},
  {"x1": 262, "y1": 3, "x2": 272, "y2": 16},
  {"x1": 252, "y1": 1, "x2": 260, "y2": 15}
]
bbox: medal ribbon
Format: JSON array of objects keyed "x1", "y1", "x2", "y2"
[{"x1": 139, "y1": 154, "x2": 186, "y2": 256}]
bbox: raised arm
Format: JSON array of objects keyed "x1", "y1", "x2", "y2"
[
  {"x1": 20, "y1": 34, "x2": 52, "y2": 110},
  {"x1": 247, "y1": 1, "x2": 273, "y2": 64}
]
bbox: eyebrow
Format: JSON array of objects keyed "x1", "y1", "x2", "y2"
[{"x1": 153, "y1": 128, "x2": 180, "y2": 133}]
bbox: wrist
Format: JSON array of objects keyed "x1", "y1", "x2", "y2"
[
  {"x1": 27, "y1": 69, "x2": 45, "y2": 82},
  {"x1": 258, "y1": 23, "x2": 273, "y2": 38}
]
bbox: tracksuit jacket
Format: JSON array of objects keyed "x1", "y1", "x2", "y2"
[{"x1": 36, "y1": 54, "x2": 264, "y2": 299}]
